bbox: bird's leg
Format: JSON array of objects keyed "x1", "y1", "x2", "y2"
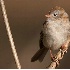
[
  {"x1": 61, "y1": 40, "x2": 70, "y2": 52},
  {"x1": 61, "y1": 43, "x2": 67, "y2": 51},
  {"x1": 60, "y1": 41, "x2": 69, "y2": 56},
  {"x1": 50, "y1": 48, "x2": 60, "y2": 67},
  {"x1": 49, "y1": 48, "x2": 55, "y2": 61}
]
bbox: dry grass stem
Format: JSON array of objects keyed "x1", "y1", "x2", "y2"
[{"x1": 0, "y1": 0, "x2": 21, "y2": 69}]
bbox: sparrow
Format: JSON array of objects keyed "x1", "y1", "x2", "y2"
[{"x1": 31, "y1": 6, "x2": 70, "y2": 62}]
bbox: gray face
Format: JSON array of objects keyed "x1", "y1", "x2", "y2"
[
  {"x1": 50, "y1": 10, "x2": 61, "y2": 19},
  {"x1": 48, "y1": 10, "x2": 69, "y2": 21}
]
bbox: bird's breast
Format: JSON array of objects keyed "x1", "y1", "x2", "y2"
[{"x1": 43, "y1": 21, "x2": 68, "y2": 50}]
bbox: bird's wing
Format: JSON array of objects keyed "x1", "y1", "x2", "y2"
[
  {"x1": 39, "y1": 21, "x2": 47, "y2": 49},
  {"x1": 31, "y1": 21, "x2": 49, "y2": 62},
  {"x1": 39, "y1": 31, "x2": 44, "y2": 49}
]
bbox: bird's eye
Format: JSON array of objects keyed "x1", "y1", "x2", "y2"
[{"x1": 53, "y1": 13, "x2": 57, "y2": 16}]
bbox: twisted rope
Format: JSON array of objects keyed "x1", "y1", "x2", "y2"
[{"x1": 0, "y1": 0, "x2": 21, "y2": 69}]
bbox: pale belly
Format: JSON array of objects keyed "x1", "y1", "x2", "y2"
[
  {"x1": 43, "y1": 34, "x2": 67, "y2": 50},
  {"x1": 43, "y1": 24, "x2": 68, "y2": 50}
]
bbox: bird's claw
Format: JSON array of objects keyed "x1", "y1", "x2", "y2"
[{"x1": 51, "y1": 56, "x2": 60, "y2": 67}]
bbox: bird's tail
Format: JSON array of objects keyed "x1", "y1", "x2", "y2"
[{"x1": 31, "y1": 47, "x2": 49, "y2": 62}]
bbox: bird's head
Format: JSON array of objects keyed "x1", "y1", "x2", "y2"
[{"x1": 45, "y1": 6, "x2": 69, "y2": 21}]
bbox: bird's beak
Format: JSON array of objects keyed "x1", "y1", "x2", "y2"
[{"x1": 45, "y1": 14, "x2": 51, "y2": 18}]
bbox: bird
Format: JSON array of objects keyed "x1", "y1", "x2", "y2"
[{"x1": 31, "y1": 6, "x2": 70, "y2": 62}]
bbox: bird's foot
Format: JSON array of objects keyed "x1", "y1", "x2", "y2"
[
  {"x1": 51, "y1": 55, "x2": 60, "y2": 67},
  {"x1": 50, "y1": 49, "x2": 60, "y2": 67},
  {"x1": 61, "y1": 42, "x2": 68, "y2": 55},
  {"x1": 51, "y1": 54, "x2": 55, "y2": 61}
]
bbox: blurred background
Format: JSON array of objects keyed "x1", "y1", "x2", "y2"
[{"x1": 0, "y1": 0, "x2": 70, "y2": 69}]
